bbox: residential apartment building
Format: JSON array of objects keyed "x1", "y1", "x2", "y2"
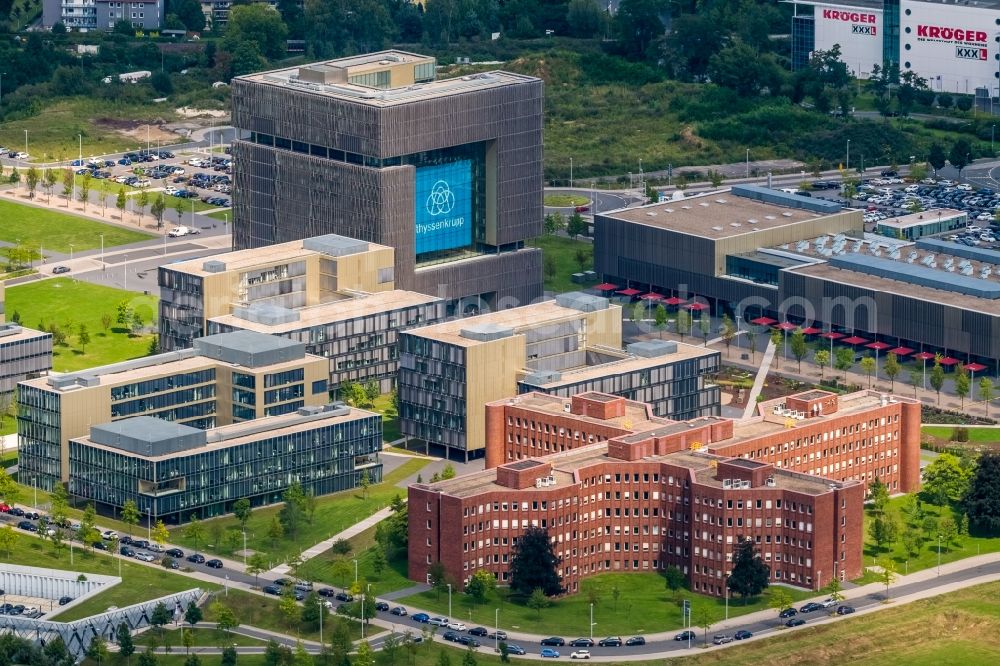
[
  {"x1": 68, "y1": 402, "x2": 381, "y2": 522},
  {"x1": 159, "y1": 234, "x2": 445, "y2": 392},
  {"x1": 231, "y1": 51, "x2": 544, "y2": 312},
  {"x1": 398, "y1": 292, "x2": 720, "y2": 461},
  {"x1": 0, "y1": 283, "x2": 53, "y2": 406},
  {"x1": 17, "y1": 330, "x2": 328, "y2": 491},
  {"x1": 43, "y1": 0, "x2": 164, "y2": 31},
  {"x1": 410, "y1": 388, "x2": 921, "y2": 595}
]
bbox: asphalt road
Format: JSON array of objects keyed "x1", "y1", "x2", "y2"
[{"x1": 543, "y1": 187, "x2": 643, "y2": 217}]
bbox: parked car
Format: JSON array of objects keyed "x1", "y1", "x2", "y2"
[
  {"x1": 52, "y1": 266, "x2": 70, "y2": 274},
  {"x1": 428, "y1": 617, "x2": 449, "y2": 627},
  {"x1": 569, "y1": 639, "x2": 593, "y2": 648},
  {"x1": 58, "y1": 597, "x2": 73, "y2": 606},
  {"x1": 570, "y1": 650, "x2": 591, "y2": 659},
  {"x1": 625, "y1": 636, "x2": 646, "y2": 646},
  {"x1": 488, "y1": 630, "x2": 508, "y2": 640},
  {"x1": 836, "y1": 605, "x2": 856, "y2": 615},
  {"x1": 574, "y1": 205, "x2": 590, "y2": 213},
  {"x1": 374, "y1": 601, "x2": 389, "y2": 612},
  {"x1": 734, "y1": 630, "x2": 753, "y2": 640},
  {"x1": 263, "y1": 585, "x2": 282, "y2": 596},
  {"x1": 165, "y1": 548, "x2": 184, "y2": 558},
  {"x1": 119, "y1": 546, "x2": 136, "y2": 557},
  {"x1": 598, "y1": 637, "x2": 622, "y2": 647},
  {"x1": 390, "y1": 606, "x2": 408, "y2": 616},
  {"x1": 820, "y1": 598, "x2": 839, "y2": 608},
  {"x1": 317, "y1": 588, "x2": 336, "y2": 597},
  {"x1": 674, "y1": 631, "x2": 697, "y2": 641},
  {"x1": 135, "y1": 553, "x2": 156, "y2": 562},
  {"x1": 458, "y1": 636, "x2": 481, "y2": 648},
  {"x1": 411, "y1": 613, "x2": 430, "y2": 623},
  {"x1": 779, "y1": 607, "x2": 798, "y2": 619},
  {"x1": 712, "y1": 635, "x2": 733, "y2": 645},
  {"x1": 504, "y1": 645, "x2": 526, "y2": 656},
  {"x1": 102, "y1": 530, "x2": 119, "y2": 540},
  {"x1": 334, "y1": 592, "x2": 353, "y2": 602},
  {"x1": 469, "y1": 627, "x2": 489, "y2": 636},
  {"x1": 16, "y1": 520, "x2": 35, "y2": 531},
  {"x1": 206, "y1": 559, "x2": 223, "y2": 569},
  {"x1": 541, "y1": 637, "x2": 565, "y2": 646},
  {"x1": 799, "y1": 602, "x2": 823, "y2": 613},
  {"x1": 443, "y1": 631, "x2": 460, "y2": 643},
  {"x1": 786, "y1": 618, "x2": 806, "y2": 627},
  {"x1": 186, "y1": 553, "x2": 206, "y2": 564},
  {"x1": 540, "y1": 648, "x2": 560, "y2": 658}
]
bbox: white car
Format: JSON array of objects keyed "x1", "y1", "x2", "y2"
[
  {"x1": 447, "y1": 622, "x2": 467, "y2": 631},
  {"x1": 977, "y1": 212, "x2": 993, "y2": 221},
  {"x1": 171, "y1": 167, "x2": 186, "y2": 175},
  {"x1": 967, "y1": 226, "x2": 983, "y2": 233},
  {"x1": 134, "y1": 552, "x2": 156, "y2": 562},
  {"x1": 102, "y1": 530, "x2": 118, "y2": 540},
  {"x1": 570, "y1": 651, "x2": 591, "y2": 659},
  {"x1": 956, "y1": 183, "x2": 973, "y2": 191},
  {"x1": 15, "y1": 152, "x2": 28, "y2": 159},
  {"x1": 168, "y1": 226, "x2": 191, "y2": 237},
  {"x1": 134, "y1": 179, "x2": 150, "y2": 188},
  {"x1": 165, "y1": 186, "x2": 178, "y2": 195}
]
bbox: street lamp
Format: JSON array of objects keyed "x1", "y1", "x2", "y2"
[
  {"x1": 353, "y1": 559, "x2": 358, "y2": 583},
  {"x1": 847, "y1": 139, "x2": 851, "y2": 171},
  {"x1": 589, "y1": 603, "x2": 595, "y2": 640},
  {"x1": 23, "y1": 129, "x2": 27, "y2": 165},
  {"x1": 317, "y1": 596, "x2": 324, "y2": 645},
  {"x1": 100, "y1": 233, "x2": 105, "y2": 265},
  {"x1": 69, "y1": 244, "x2": 74, "y2": 261},
  {"x1": 570, "y1": 157, "x2": 573, "y2": 188},
  {"x1": 746, "y1": 148, "x2": 750, "y2": 178},
  {"x1": 447, "y1": 583, "x2": 453, "y2": 619},
  {"x1": 242, "y1": 531, "x2": 247, "y2": 567},
  {"x1": 937, "y1": 535, "x2": 942, "y2": 575},
  {"x1": 494, "y1": 608, "x2": 500, "y2": 653}
]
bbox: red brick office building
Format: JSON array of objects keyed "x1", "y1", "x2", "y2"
[{"x1": 408, "y1": 389, "x2": 920, "y2": 596}]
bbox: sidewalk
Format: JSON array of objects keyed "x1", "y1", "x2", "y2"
[{"x1": 268, "y1": 506, "x2": 395, "y2": 575}]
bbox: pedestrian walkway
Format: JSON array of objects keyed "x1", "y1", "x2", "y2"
[
  {"x1": 267, "y1": 506, "x2": 395, "y2": 576},
  {"x1": 742, "y1": 340, "x2": 776, "y2": 420}
]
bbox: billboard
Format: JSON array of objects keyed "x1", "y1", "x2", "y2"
[
  {"x1": 414, "y1": 160, "x2": 473, "y2": 255},
  {"x1": 900, "y1": 0, "x2": 997, "y2": 94},
  {"x1": 812, "y1": 5, "x2": 884, "y2": 78}
]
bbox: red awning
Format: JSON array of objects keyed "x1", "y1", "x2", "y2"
[
  {"x1": 776, "y1": 322, "x2": 798, "y2": 331},
  {"x1": 685, "y1": 302, "x2": 709, "y2": 311},
  {"x1": 866, "y1": 342, "x2": 892, "y2": 351},
  {"x1": 800, "y1": 327, "x2": 822, "y2": 335},
  {"x1": 820, "y1": 332, "x2": 845, "y2": 340},
  {"x1": 663, "y1": 296, "x2": 687, "y2": 306},
  {"x1": 615, "y1": 288, "x2": 641, "y2": 296},
  {"x1": 913, "y1": 352, "x2": 936, "y2": 361},
  {"x1": 939, "y1": 356, "x2": 960, "y2": 366},
  {"x1": 750, "y1": 316, "x2": 777, "y2": 326},
  {"x1": 964, "y1": 362, "x2": 988, "y2": 373},
  {"x1": 640, "y1": 292, "x2": 663, "y2": 301},
  {"x1": 888, "y1": 347, "x2": 913, "y2": 356},
  {"x1": 595, "y1": 283, "x2": 619, "y2": 291},
  {"x1": 842, "y1": 336, "x2": 869, "y2": 345}
]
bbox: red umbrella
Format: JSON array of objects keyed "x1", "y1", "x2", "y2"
[
  {"x1": 640, "y1": 292, "x2": 663, "y2": 301},
  {"x1": 750, "y1": 316, "x2": 777, "y2": 326},
  {"x1": 820, "y1": 332, "x2": 845, "y2": 340},
  {"x1": 685, "y1": 302, "x2": 708, "y2": 311},
  {"x1": 866, "y1": 342, "x2": 892, "y2": 351},
  {"x1": 888, "y1": 347, "x2": 913, "y2": 357},
  {"x1": 912, "y1": 351, "x2": 936, "y2": 361},
  {"x1": 965, "y1": 362, "x2": 988, "y2": 373},
  {"x1": 938, "y1": 356, "x2": 960, "y2": 366},
  {"x1": 776, "y1": 322, "x2": 798, "y2": 331},
  {"x1": 842, "y1": 336, "x2": 869, "y2": 345},
  {"x1": 595, "y1": 283, "x2": 619, "y2": 291},
  {"x1": 616, "y1": 288, "x2": 641, "y2": 297},
  {"x1": 663, "y1": 296, "x2": 686, "y2": 306},
  {"x1": 800, "y1": 327, "x2": 822, "y2": 335}
]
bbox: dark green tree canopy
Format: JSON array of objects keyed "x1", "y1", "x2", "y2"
[
  {"x1": 726, "y1": 538, "x2": 770, "y2": 600},
  {"x1": 509, "y1": 527, "x2": 563, "y2": 596}
]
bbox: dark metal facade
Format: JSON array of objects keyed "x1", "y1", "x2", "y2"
[{"x1": 231, "y1": 74, "x2": 545, "y2": 305}]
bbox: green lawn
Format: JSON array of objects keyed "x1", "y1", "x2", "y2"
[
  {"x1": 4, "y1": 538, "x2": 214, "y2": 622},
  {"x1": 672, "y1": 581, "x2": 1000, "y2": 665},
  {"x1": 400, "y1": 573, "x2": 814, "y2": 636},
  {"x1": 527, "y1": 235, "x2": 594, "y2": 293},
  {"x1": 202, "y1": 210, "x2": 233, "y2": 223},
  {"x1": 0, "y1": 198, "x2": 153, "y2": 253},
  {"x1": 135, "y1": 628, "x2": 269, "y2": 648},
  {"x1": 203, "y1": 590, "x2": 366, "y2": 643},
  {"x1": 860, "y1": 495, "x2": 1000, "y2": 576},
  {"x1": 170, "y1": 458, "x2": 430, "y2": 564},
  {"x1": 370, "y1": 393, "x2": 401, "y2": 443},
  {"x1": 922, "y1": 426, "x2": 1000, "y2": 443},
  {"x1": 297, "y1": 524, "x2": 413, "y2": 595},
  {"x1": 543, "y1": 194, "x2": 589, "y2": 207},
  {"x1": 5, "y1": 278, "x2": 158, "y2": 371}
]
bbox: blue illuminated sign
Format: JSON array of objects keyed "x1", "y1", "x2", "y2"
[{"x1": 414, "y1": 160, "x2": 473, "y2": 254}]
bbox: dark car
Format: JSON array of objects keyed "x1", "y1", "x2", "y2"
[
  {"x1": 625, "y1": 637, "x2": 645, "y2": 646},
  {"x1": 489, "y1": 630, "x2": 508, "y2": 640},
  {"x1": 881, "y1": 170, "x2": 898, "y2": 177},
  {"x1": 334, "y1": 592, "x2": 354, "y2": 602},
  {"x1": 836, "y1": 605, "x2": 856, "y2": 615},
  {"x1": 119, "y1": 536, "x2": 134, "y2": 546},
  {"x1": 574, "y1": 205, "x2": 590, "y2": 213},
  {"x1": 119, "y1": 546, "x2": 135, "y2": 557},
  {"x1": 132, "y1": 539, "x2": 149, "y2": 549},
  {"x1": 263, "y1": 585, "x2": 282, "y2": 596},
  {"x1": 786, "y1": 618, "x2": 806, "y2": 628},
  {"x1": 674, "y1": 631, "x2": 697, "y2": 641},
  {"x1": 318, "y1": 588, "x2": 336, "y2": 598},
  {"x1": 779, "y1": 607, "x2": 798, "y2": 619},
  {"x1": 374, "y1": 601, "x2": 389, "y2": 612},
  {"x1": 186, "y1": 553, "x2": 205, "y2": 564},
  {"x1": 274, "y1": 578, "x2": 292, "y2": 586},
  {"x1": 293, "y1": 591, "x2": 305, "y2": 601},
  {"x1": 541, "y1": 637, "x2": 565, "y2": 647},
  {"x1": 17, "y1": 520, "x2": 35, "y2": 531},
  {"x1": 10, "y1": 507, "x2": 25, "y2": 516},
  {"x1": 799, "y1": 602, "x2": 823, "y2": 613},
  {"x1": 165, "y1": 548, "x2": 184, "y2": 558},
  {"x1": 598, "y1": 637, "x2": 622, "y2": 647},
  {"x1": 206, "y1": 559, "x2": 223, "y2": 569},
  {"x1": 93, "y1": 541, "x2": 108, "y2": 551},
  {"x1": 734, "y1": 630, "x2": 753, "y2": 640},
  {"x1": 458, "y1": 636, "x2": 481, "y2": 648},
  {"x1": 569, "y1": 638, "x2": 594, "y2": 648},
  {"x1": 505, "y1": 645, "x2": 526, "y2": 656},
  {"x1": 469, "y1": 627, "x2": 489, "y2": 637},
  {"x1": 390, "y1": 606, "x2": 408, "y2": 616},
  {"x1": 412, "y1": 613, "x2": 430, "y2": 623},
  {"x1": 118, "y1": 158, "x2": 132, "y2": 166},
  {"x1": 443, "y1": 631, "x2": 460, "y2": 643},
  {"x1": 58, "y1": 596, "x2": 73, "y2": 606}
]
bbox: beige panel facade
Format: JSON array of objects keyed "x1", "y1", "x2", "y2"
[{"x1": 465, "y1": 335, "x2": 527, "y2": 451}]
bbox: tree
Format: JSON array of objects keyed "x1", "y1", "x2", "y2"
[
  {"x1": 172, "y1": 196, "x2": 186, "y2": 225},
  {"x1": 650, "y1": 303, "x2": 667, "y2": 339},
  {"x1": 869, "y1": 513, "x2": 899, "y2": 554},
  {"x1": 151, "y1": 194, "x2": 166, "y2": 229},
  {"x1": 75, "y1": 322, "x2": 91, "y2": 353},
  {"x1": 676, "y1": 308, "x2": 691, "y2": 340},
  {"x1": 727, "y1": 539, "x2": 770, "y2": 602},
  {"x1": 979, "y1": 377, "x2": 995, "y2": 417},
  {"x1": 279, "y1": 482, "x2": 308, "y2": 537},
  {"x1": 964, "y1": 453, "x2": 1000, "y2": 535},
  {"x1": 955, "y1": 371, "x2": 971, "y2": 409},
  {"x1": 574, "y1": 246, "x2": 591, "y2": 270},
  {"x1": 359, "y1": 468, "x2": 371, "y2": 499},
  {"x1": 543, "y1": 212, "x2": 565, "y2": 235},
  {"x1": 566, "y1": 0, "x2": 605, "y2": 37},
  {"x1": 138, "y1": 648, "x2": 158, "y2": 666},
  {"x1": 824, "y1": 577, "x2": 845, "y2": 604},
  {"x1": 221, "y1": 646, "x2": 237, "y2": 666},
  {"x1": 869, "y1": 477, "x2": 890, "y2": 513},
  {"x1": 465, "y1": 569, "x2": 496, "y2": 604},
  {"x1": 567, "y1": 212, "x2": 587, "y2": 237},
  {"x1": 790, "y1": 329, "x2": 807, "y2": 371},
  {"x1": 508, "y1": 527, "x2": 563, "y2": 596},
  {"x1": 61, "y1": 169, "x2": 74, "y2": 206},
  {"x1": 614, "y1": 0, "x2": 669, "y2": 59},
  {"x1": 44, "y1": 168, "x2": 58, "y2": 203},
  {"x1": 50, "y1": 483, "x2": 70, "y2": 528},
  {"x1": 25, "y1": 166, "x2": 39, "y2": 199},
  {"x1": 834, "y1": 346, "x2": 855, "y2": 381},
  {"x1": 118, "y1": 622, "x2": 136, "y2": 664},
  {"x1": 938, "y1": 515, "x2": 959, "y2": 549},
  {"x1": 211, "y1": 600, "x2": 239, "y2": 633},
  {"x1": 382, "y1": 633, "x2": 401, "y2": 666},
  {"x1": 80, "y1": 503, "x2": 99, "y2": 550},
  {"x1": 876, "y1": 557, "x2": 897, "y2": 600},
  {"x1": 815, "y1": 349, "x2": 830, "y2": 379},
  {"x1": 224, "y1": 4, "x2": 289, "y2": 59},
  {"x1": 0, "y1": 525, "x2": 19, "y2": 557},
  {"x1": 116, "y1": 188, "x2": 128, "y2": 220},
  {"x1": 185, "y1": 601, "x2": 203, "y2": 626},
  {"x1": 122, "y1": 499, "x2": 140, "y2": 536},
  {"x1": 441, "y1": 464, "x2": 457, "y2": 480},
  {"x1": 708, "y1": 39, "x2": 783, "y2": 97},
  {"x1": 263, "y1": 641, "x2": 289, "y2": 666},
  {"x1": 884, "y1": 353, "x2": 901, "y2": 391},
  {"x1": 232, "y1": 498, "x2": 252, "y2": 529},
  {"x1": 0, "y1": 469, "x2": 20, "y2": 506},
  {"x1": 928, "y1": 143, "x2": 946, "y2": 175},
  {"x1": 331, "y1": 559, "x2": 352, "y2": 589},
  {"x1": 860, "y1": 356, "x2": 877, "y2": 387},
  {"x1": 87, "y1": 636, "x2": 110, "y2": 664},
  {"x1": 922, "y1": 452, "x2": 973, "y2": 505},
  {"x1": 543, "y1": 254, "x2": 557, "y2": 280},
  {"x1": 79, "y1": 172, "x2": 91, "y2": 208},
  {"x1": 246, "y1": 552, "x2": 269, "y2": 588},
  {"x1": 151, "y1": 602, "x2": 172, "y2": 633},
  {"x1": 371, "y1": 547, "x2": 387, "y2": 577},
  {"x1": 769, "y1": 587, "x2": 793, "y2": 622},
  {"x1": 527, "y1": 587, "x2": 549, "y2": 617},
  {"x1": 902, "y1": 529, "x2": 923, "y2": 559},
  {"x1": 949, "y1": 139, "x2": 973, "y2": 178},
  {"x1": 184, "y1": 515, "x2": 207, "y2": 549},
  {"x1": 720, "y1": 314, "x2": 736, "y2": 356},
  {"x1": 301, "y1": 591, "x2": 325, "y2": 629},
  {"x1": 664, "y1": 565, "x2": 686, "y2": 592}
]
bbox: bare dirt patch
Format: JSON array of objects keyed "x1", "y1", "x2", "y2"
[
  {"x1": 94, "y1": 118, "x2": 178, "y2": 143},
  {"x1": 176, "y1": 107, "x2": 229, "y2": 119}
]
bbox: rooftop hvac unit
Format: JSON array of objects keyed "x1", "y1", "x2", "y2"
[
  {"x1": 723, "y1": 479, "x2": 733, "y2": 489},
  {"x1": 536, "y1": 478, "x2": 544, "y2": 488},
  {"x1": 741, "y1": 480, "x2": 751, "y2": 489},
  {"x1": 961, "y1": 265, "x2": 974, "y2": 276},
  {"x1": 796, "y1": 240, "x2": 809, "y2": 252},
  {"x1": 765, "y1": 477, "x2": 776, "y2": 487}
]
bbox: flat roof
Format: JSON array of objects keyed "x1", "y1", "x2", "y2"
[
  {"x1": 241, "y1": 63, "x2": 538, "y2": 107},
  {"x1": 0, "y1": 324, "x2": 50, "y2": 345},
  {"x1": 497, "y1": 392, "x2": 668, "y2": 433},
  {"x1": 601, "y1": 189, "x2": 829, "y2": 238},
  {"x1": 404, "y1": 300, "x2": 619, "y2": 347},
  {"x1": 786, "y1": 0, "x2": 1000, "y2": 9},
  {"x1": 876, "y1": 208, "x2": 964, "y2": 230},
  {"x1": 522, "y1": 343, "x2": 717, "y2": 389},
  {"x1": 209, "y1": 290, "x2": 441, "y2": 334},
  {"x1": 318, "y1": 50, "x2": 433, "y2": 73}
]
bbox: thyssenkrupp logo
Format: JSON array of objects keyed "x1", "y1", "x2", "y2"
[{"x1": 426, "y1": 180, "x2": 456, "y2": 217}]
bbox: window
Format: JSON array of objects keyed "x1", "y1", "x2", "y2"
[{"x1": 312, "y1": 379, "x2": 328, "y2": 395}]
